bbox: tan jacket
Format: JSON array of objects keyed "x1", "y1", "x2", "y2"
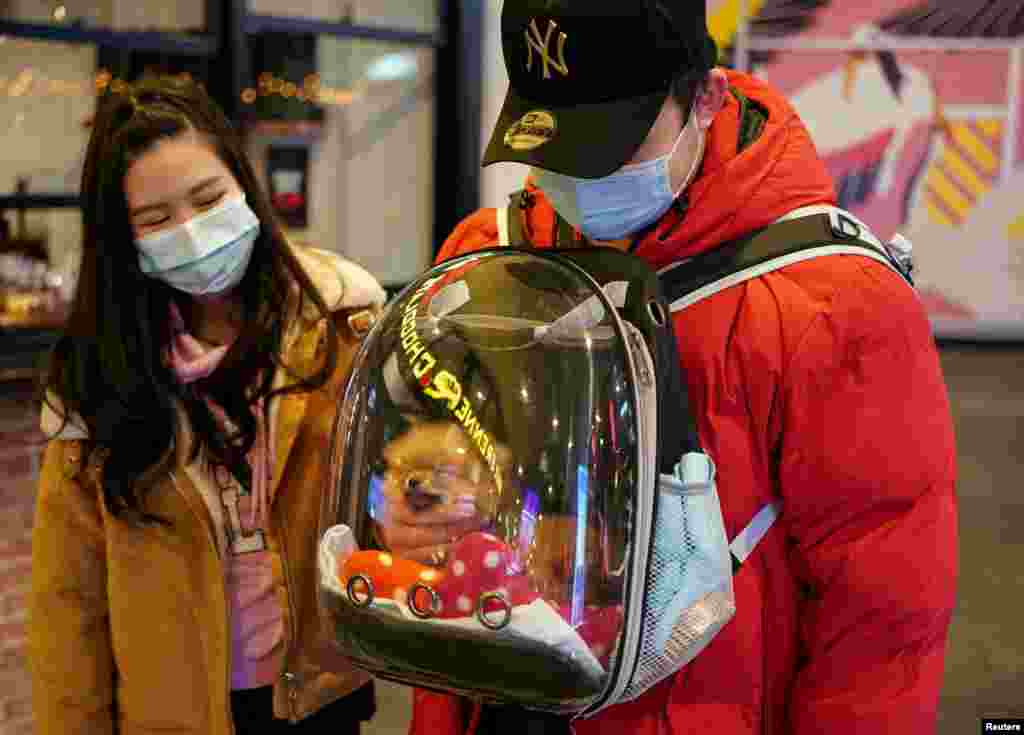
[{"x1": 29, "y1": 246, "x2": 387, "y2": 735}]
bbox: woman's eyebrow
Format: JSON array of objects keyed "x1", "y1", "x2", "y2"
[
  {"x1": 129, "y1": 176, "x2": 224, "y2": 217},
  {"x1": 190, "y1": 176, "x2": 222, "y2": 194}
]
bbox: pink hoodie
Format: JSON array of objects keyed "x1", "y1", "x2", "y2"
[{"x1": 166, "y1": 299, "x2": 284, "y2": 690}]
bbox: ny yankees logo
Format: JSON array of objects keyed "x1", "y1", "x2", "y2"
[{"x1": 525, "y1": 18, "x2": 569, "y2": 80}]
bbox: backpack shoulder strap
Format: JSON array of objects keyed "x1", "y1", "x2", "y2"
[
  {"x1": 658, "y1": 205, "x2": 916, "y2": 569},
  {"x1": 659, "y1": 206, "x2": 914, "y2": 312},
  {"x1": 500, "y1": 191, "x2": 528, "y2": 247},
  {"x1": 504, "y1": 190, "x2": 578, "y2": 249}
]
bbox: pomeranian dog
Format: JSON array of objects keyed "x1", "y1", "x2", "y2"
[{"x1": 379, "y1": 419, "x2": 612, "y2": 607}]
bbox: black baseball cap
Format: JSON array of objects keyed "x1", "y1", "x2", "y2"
[{"x1": 482, "y1": 0, "x2": 718, "y2": 179}]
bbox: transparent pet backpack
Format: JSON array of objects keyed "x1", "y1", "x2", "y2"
[{"x1": 318, "y1": 247, "x2": 739, "y2": 718}]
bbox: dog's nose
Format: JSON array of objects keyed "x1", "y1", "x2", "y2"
[{"x1": 405, "y1": 477, "x2": 443, "y2": 512}]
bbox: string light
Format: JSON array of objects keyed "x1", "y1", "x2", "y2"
[
  {"x1": 0, "y1": 67, "x2": 113, "y2": 98},
  {"x1": 249, "y1": 71, "x2": 356, "y2": 107},
  {"x1": 7, "y1": 69, "x2": 34, "y2": 97},
  {"x1": 0, "y1": 68, "x2": 357, "y2": 108}
]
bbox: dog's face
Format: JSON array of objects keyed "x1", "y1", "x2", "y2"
[{"x1": 381, "y1": 420, "x2": 502, "y2": 519}]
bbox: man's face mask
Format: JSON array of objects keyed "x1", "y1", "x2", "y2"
[
  {"x1": 136, "y1": 194, "x2": 261, "y2": 296},
  {"x1": 532, "y1": 102, "x2": 707, "y2": 242}
]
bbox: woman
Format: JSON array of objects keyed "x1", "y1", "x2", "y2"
[{"x1": 28, "y1": 75, "x2": 386, "y2": 734}]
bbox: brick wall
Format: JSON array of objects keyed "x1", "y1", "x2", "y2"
[{"x1": 0, "y1": 382, "x2": 44, "y2": 735}]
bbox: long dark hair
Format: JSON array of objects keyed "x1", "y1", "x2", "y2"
[{"x1": 43, "y1": 75, "x2": 340, "y2": 525}]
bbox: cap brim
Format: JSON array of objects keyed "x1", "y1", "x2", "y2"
[{"x1": 482, "y1": 86, "x2": 669, "y2": 180}]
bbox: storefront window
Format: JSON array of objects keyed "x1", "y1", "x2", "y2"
[
  {"x1": 0, "y1": 38, "x2": 94, "y2": 195},
  {"x1": 1, "y1": 0, "x2": 207, "y2": 34},
  {"x1": 247, "y1": 0, "x2": 439, "y2": 35},
  {"x1": 243, "y1": 33, "x2": 435, "y2": 286}
]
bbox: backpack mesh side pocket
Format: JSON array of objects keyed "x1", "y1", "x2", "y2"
[{"x1": 617, "y1": 463, "x2": 735, "y2": 703}]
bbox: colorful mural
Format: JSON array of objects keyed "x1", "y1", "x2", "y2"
[{"x1": 713, "y1": 0, "x2": 1024, "y2": 338}]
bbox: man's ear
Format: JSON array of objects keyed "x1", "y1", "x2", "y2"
[{"x1": 695, "y1": 68, "x2": 730, "y2": 130}]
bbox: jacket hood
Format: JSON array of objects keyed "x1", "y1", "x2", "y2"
[
  {"x1": 40, "y1": 244, "x2": 385, "y2": 440},
  {"x1": 523, "y1": 70, "x2": 837, "y2": 270},
  {"x1": 290, "y1": 245, "x2": 387, "y2": 322}
]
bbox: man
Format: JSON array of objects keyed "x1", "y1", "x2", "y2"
[{"x1": 387, "y1": 1, "x2": 958, "y2": 733}]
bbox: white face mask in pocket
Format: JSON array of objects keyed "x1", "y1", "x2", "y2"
[{"x1": 622, "y1": 455, "x2": 735, "y2": 702}]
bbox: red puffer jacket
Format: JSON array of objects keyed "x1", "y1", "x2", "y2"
[{"x1": 410, "y1": 70, "x2": 958, "y2": 735}]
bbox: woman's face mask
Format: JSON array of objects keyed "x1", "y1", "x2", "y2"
[
  {"x1": 135, "y1": 194, "x2": 261, "y2": 296},
  {"x1": 125, "y1": 131, "x2": 259, "y2": 297},
  {"x1": 532, "y1": 102, "x2": 707, "y2": 242}
]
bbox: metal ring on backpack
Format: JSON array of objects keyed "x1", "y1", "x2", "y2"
[
  {"x1": 346, "y1": 574, "x2": 375, "y2": 608},
  {"x1": 409, "y1": 583, "x2": 441, "y2": 619},
  {"x1": 477, "y1": 591, "x2": 512, "y2": 631}
]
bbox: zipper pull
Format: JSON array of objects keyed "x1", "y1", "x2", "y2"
[{"x1": 282, "y1": 671, "x2": 300, "y2": 721}]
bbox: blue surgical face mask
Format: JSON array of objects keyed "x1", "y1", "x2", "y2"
[
  {"x1": 136, "y1": 193, "x2": 261, "y2": 296},
  {"x1": 532, "y1": 105, "x2": 707, "y2": 242}
]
